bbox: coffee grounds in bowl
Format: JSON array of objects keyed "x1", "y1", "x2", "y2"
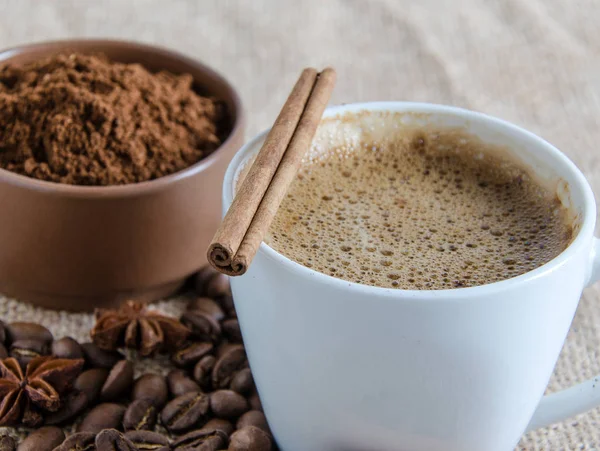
[{"x1": 0, "y1": 52, "x2": 228, "y2": 186}]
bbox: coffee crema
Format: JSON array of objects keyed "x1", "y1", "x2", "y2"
[{"x1": 264, "y1": 114, "x2": 573, "y2": 290}]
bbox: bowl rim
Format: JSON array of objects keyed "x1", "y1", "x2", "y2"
[{"x1": 0, "y1": 38, "x2": 245, "y2": 198}]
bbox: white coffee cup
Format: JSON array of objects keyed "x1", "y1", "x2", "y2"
[{"x1": 223, "y1": 102, "x2": 600, "y2": 451}]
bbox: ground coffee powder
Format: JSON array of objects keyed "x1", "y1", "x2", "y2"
[{"x1": 0, "y1": 53, "x2": 228, "y2": 185}]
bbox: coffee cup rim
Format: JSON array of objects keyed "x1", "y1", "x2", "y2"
[{"x1": 224, "y1": 101, "x2": 597, "y2": 299}]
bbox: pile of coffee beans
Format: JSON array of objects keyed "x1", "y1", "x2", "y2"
[{"x1": 0, "y1": 267, "x2": 275, "y2": 451}]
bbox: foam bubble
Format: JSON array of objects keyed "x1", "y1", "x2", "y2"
[{"x1": 265, "y1": 124, "x2": 573, "y2": 289}]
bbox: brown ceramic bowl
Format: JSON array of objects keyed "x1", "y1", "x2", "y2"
[{"x1": 0, "y1": 40, "x2": 244, "y2": 311}]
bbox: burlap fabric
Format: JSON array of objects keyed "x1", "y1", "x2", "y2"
[{"x1": 0, "y1": 0, "x2": 599, "y2": 448}]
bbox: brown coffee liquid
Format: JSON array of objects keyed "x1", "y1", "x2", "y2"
[{"x1": 265, "y1": 126, "x2": 573, "y2": 289}]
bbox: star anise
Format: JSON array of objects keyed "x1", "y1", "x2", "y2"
[
  {"x1": 0, "y1": 356, "x2": 84, "y2": 426},
  {"x1": 91, "y1": 300, "x2": 190, "y2": 357}
]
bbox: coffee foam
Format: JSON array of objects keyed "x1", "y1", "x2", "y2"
[{"x1": 263, "y1": 113, "x2": 573, "y2": 290}]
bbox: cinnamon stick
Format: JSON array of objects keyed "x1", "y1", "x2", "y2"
[{"x1": 208, "y1": 67, "x2": 337, "y2": 276}]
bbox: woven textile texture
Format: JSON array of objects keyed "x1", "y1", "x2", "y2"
[{"x1": 0, "y1": 0, "x2": 599, "y2": 449}]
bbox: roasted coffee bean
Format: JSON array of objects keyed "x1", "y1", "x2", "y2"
[
  {"x1": 0, "y1": 343, "x2": 7, "y2": 359},
  {"x1": 193, "y1": 266, "x2": 221, "y2": 295},
  {"x1": 181, "y1": 311, "x2": 221, "y2": 342},
  {"x1": 172, "y1": 428, "x2": 228, "y2": 451},
  {"x1": 248, "y1": 392, "x2": 263, "y2": 412},
  {"x1": 0, "y1": 320, "x2": 6, "y2": 344},
  {"x1": 229, "y1": 426, "x2": 272, "y2": 451},
  {"x1": 17, "y1": 426, "x2": 65, "y2": 451},
  {"x1": 222, "y1": 319, "x2": 242, "y2": 343},
  {"x1": 212, "y1": 345, "x2": 248, "y2": 389},
  {"x1": 172, "y1": 341, "x2": 213, "y2": 367},
  {"x1": 193, "y1": 355, "x2": 216, "y2": 389},
  {"x1": 101, "y1": 360, "x2": 134, "y2": 401},
  {"x1": 74, "y1": 368, "x2": 110, "y2": 404},
  {"x1": 204, "y1": 273, "x2": 230, "y2": 299},
  {"x1": 123, "y1": 399, "x2": 157, "y2": 431},
  {"x1": 132, "y1": 373, "x2": 168, "y2": 408},
  {"x1": 230, "y1": 368, "x2": 253, "y2": 395},
  {"x1": 10, "y1": 339, "x2": 49, "y2": 368},
  {"x1": 210, "y1": 390, "x2": 249, "y2": 419},
  {"x1": 51, "y1": 337, "x2": 84, "y2": 360},
  {"x1": 167, "y1": 369, "x2": 201, "y2": 397},
  {"x1": 215, "y1": 342, "x2": 238, "y2": 359},
  {"x1": 6, "y1": 322, "x2": 53, "y2": 344},
  {"x1": 78, "y1": 403, "x2": 126, "y2": 434},
  {"x1": 81, "y1": 342, "x2": 123, "y2": 369},
  {"x1": 204, "y1": 418, "x2": 235, "y2": 437},
  {"x1": 45, "y1": 390, "x2": 88, "y2": 425},
  {"x1": 10, "y1": 338, "x2": 48, "y2": 355},
  {"x1": 95, "y1": 429, "x2": 136, "y2": 451},
  {"x1": 0, "y1": 435, "x2": 15, "y2": 451},
  {"x1": 160, "y1": 391, "x2": 210, "y2": 433},
  {"x1": 236, "y1": 411, "x2": 270, "y2": 435},
  {"x1": 187, "y1": 297, "x2": 226, "y2": 322},
  {"x1": 124, "y1": 431, "x2": 169, "y2": 451},
  {"x1": 218, "y1": 294, "x2": 236, "y2": 318},
  {"x1": 52, "y1": 433, "x2": 97, "y2": 451}
]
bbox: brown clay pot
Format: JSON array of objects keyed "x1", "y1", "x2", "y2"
[{"x1": 0, "y1": 40, "x2": 245, "y2": 311}]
